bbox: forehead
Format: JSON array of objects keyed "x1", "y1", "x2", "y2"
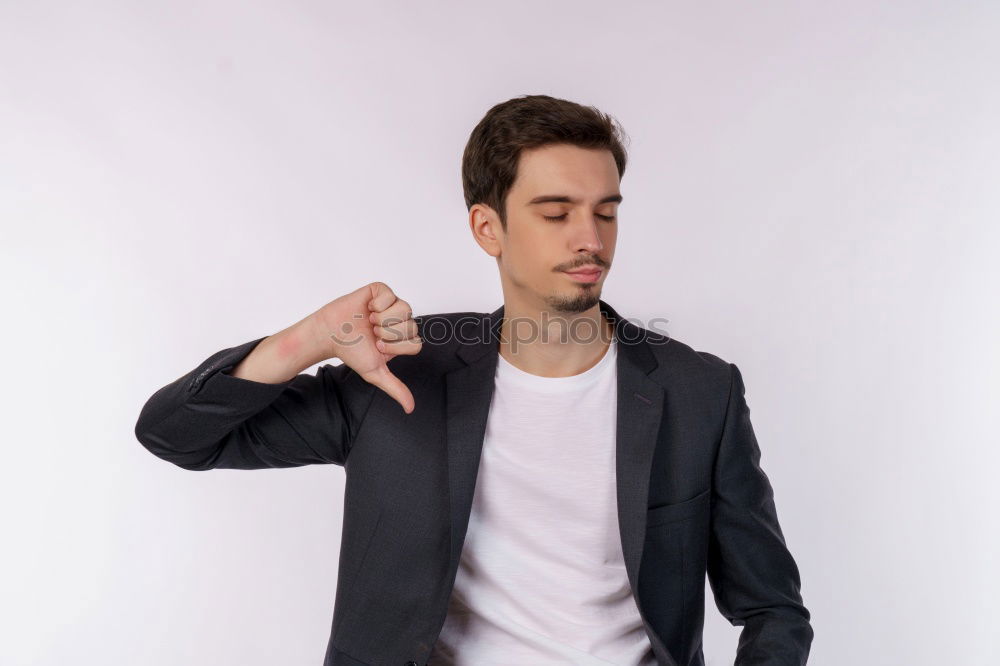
[{"x1": 510, "y1": 143, "x2": 619, "y2": 200}]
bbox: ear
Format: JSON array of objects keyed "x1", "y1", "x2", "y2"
[{"x1": 469, "y1": 203, "x2": 502, "y2": 258}]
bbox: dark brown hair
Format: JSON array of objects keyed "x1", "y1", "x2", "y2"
[{"x1": 461, "y1": 94, "x2": 630, "y2": 231}]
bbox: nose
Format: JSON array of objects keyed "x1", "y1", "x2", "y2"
[{"x1": 570, "y1": 214, "x2": 604, "y2": 254}]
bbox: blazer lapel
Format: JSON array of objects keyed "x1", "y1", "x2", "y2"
[
  {"x1": 444, "y1": 305, "x2": 503, "y2": 567},
  {"x1": 606, "y1": 302, "x2": 677, "y2": 666},
  {"x1": 443, "y1": 300, "x2": 676, "y2": 666}
]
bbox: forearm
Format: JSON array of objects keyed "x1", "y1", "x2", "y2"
[
  {"x1": 134, "y1": 335, "x2": 292, "y2": 467},
  {"x1": 134, "y1": 328, "x2": 367, "y2": 470},
  {"x1": 733, "y1": 610, "x2": 813, "y2": 665},
  {"x1": 230, "y1": 313, "x2": 332, "y2": 384}
]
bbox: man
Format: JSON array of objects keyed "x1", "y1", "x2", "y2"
[{"x1": 135, "y1": 94, "x2": 813, "y2": 665}]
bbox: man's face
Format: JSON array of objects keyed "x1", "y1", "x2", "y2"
[{"x1": 486, "y1": 143, "x2": 620, "y2": 315}]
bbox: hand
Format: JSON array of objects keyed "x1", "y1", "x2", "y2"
[{"x1": 311, "y1": 281, "x2": 423, "y2": 414}]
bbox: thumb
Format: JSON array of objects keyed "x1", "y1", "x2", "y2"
[{"x1": 363, "y1": 364, "x2": 416, "y2": 414}]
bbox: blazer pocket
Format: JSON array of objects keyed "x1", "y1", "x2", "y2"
[{"x1": 646, "y1": 488, "x2": 711, "y2": 528}]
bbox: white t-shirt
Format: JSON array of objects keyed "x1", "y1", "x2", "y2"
[{"x1": 428, "y1": 335, "x2": 657, "y2": 665}]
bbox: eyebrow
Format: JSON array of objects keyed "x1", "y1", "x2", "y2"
[{"x1": 527, "y1": 193, "x2": 623, "y2": 205}]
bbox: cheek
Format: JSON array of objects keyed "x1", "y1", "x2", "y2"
[{"x1": 511, "y1": 231, "x2": 549, "y2": 263}]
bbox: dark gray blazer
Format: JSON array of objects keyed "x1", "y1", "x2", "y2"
[{"x1": 134, "y1": 299, "x2": 813, "y2": 666}]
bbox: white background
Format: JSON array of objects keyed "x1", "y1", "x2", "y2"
[{"x1": 2, "y1": 1, "x2": 998, "y2": 664}]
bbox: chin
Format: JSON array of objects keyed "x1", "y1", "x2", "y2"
[{"x1": 546, "y1": 289, "x2": 601, "y2": 314}]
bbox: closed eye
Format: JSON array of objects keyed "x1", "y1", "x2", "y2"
[{"x1": 543, "y1": 214, "x2": 616, "y2": 222}]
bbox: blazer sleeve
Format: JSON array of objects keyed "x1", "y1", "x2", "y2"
[
  {"x1": 706, "y1": 363, "x2": 814, "y2": 665},
  {"x1": 134, "y1": 336, "x2": 377, "y2": 471}
]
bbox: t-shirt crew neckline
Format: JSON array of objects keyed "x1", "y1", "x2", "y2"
[{"x1": 495, "y1": 334, "x2": 617, "y2": 392}]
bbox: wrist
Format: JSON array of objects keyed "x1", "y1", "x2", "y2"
[{"x1": 299, "y1": 311, "x2": 345, "y2": 364}]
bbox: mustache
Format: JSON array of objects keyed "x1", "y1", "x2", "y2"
[{"x1": 559, "y1": 258, "x2": 609, "y2": 271}]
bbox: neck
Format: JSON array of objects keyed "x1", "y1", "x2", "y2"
[{"x1": 497, "y1": 297, "x2": 615, "y2": 378}]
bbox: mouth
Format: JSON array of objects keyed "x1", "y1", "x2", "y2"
[{"x1": 563, "y1": 267, "x2": 603, "y2": 283}]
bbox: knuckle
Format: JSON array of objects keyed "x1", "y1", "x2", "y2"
[{"x1": 370, "y1": 281, "x2": 393, "y2": 301}]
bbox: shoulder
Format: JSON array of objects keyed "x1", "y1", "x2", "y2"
[
  {"x1": 627, "y1": 324, "x2": 735, "y2": 408},
  {"x1": 631, "y1": 324, "x2": 732, "y2": 378}
]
